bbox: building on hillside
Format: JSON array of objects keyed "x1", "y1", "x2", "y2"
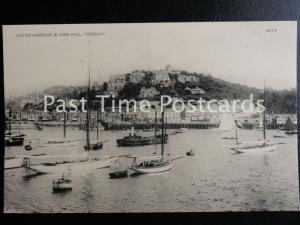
[
  {"x1": 107, "y1": 75, "x2": 126, "y2": 97},
  {"x1": 153, "y1": 69, "x2": 171, "y2": 84},
  {"x1": 139, "y1": 87, "x2": 160, "y2": 98},
  {"x1": 178, "y1": 74, "x2": 200, "y2": 83},
  {"x1": 184, "y1": 86, "x2": 205, "y2": 95},
  {"x1": 126, "y1": 70, "x2": 145, "y2": 83}
]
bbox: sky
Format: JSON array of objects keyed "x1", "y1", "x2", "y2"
[{"x1": 3, "y1": 21, "x2": 297, "y2": 97}]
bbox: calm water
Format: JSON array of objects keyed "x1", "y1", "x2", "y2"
[{"x1": 4, "y1": 127, "x2": 299, "y2": 212}]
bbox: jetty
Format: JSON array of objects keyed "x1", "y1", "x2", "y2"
[{"x1": 103, "y1": 122, "x2": 219, "y2": 130}]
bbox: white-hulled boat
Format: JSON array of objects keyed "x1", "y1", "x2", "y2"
[
  {"x1": 129, "y1": 110, "x2": 172, "y2": 174},
  {"x1": 130, "y1": 159, "x2": 172, "y2": 174},
  {"x1": 39, "y1": 140, "x2": 78, "y2": 147},
  {"x1": 230, "y1": 142, "x2": 277, "y2": 153},
  {"x1": 28, "y1": 156, "x2": 117, "y2": 174},
  {"x1": 230, "y1": 81, "x2": 277, "y2": 154},
  {"x1": 17, "y1": 151, "x2": 88, "y2": 164}
]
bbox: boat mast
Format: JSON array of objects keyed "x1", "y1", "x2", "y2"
[
  {"x1": 63, "y1": 111, "x2": 67, "y2": 138},
  {"x1": 161, "y1": 109, "x2": 165, "y2": 160},
  {"x1": 86, "y1": 41, "x2": 91, "y2": 151},
  {"x1": 235, "y1": 119, "x2": 238, "y2": 145},
  {"x1": 96, "y1": 108, "x2": 99, "y2": 140},
  {"x1": 154, "y1": 111, "x2": 157, "y2": 138},
  {"x1": 19, "y1": 111, "x2": 22, "y2": 135},
  {"x1": 263, "y1": 81, "x2": 266, "y2": 142},
  {"x1": 8, "y1": 109, "x2": 11, "y2": 137}
]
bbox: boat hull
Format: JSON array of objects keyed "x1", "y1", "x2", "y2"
[
  {"x1": 53, "y1": 182, "x2": 72, "y2": 192},
  {"x1": 231, "y1": 144, "x2": 277, "y2": 153},
  {"x1": 130, "y1": 162, "x2": 172, "y2": 174},
  {"x1": 29, "y1": 157, "x2": 116, "y2": 174},
  {"x1": 109, "y1": 170, "x2": 128, "y2": 179},
  {"x1": 117, "y1": 135, "x2": 168, "y2": 147},
  {"x1": 84, "y1": 142, "x2": 103, "y2": 150},
  {"x1": 5, "y1": 137, "x2": 24, "y2": 146},
  {"x1": 39, "y1": 141, "x2": 78, "y2": 147}
]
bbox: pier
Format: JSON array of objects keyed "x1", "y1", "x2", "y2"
[{"x1": 103, "y1": 122, "x2": 219, "y2": 130}]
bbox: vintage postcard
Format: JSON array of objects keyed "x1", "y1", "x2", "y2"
[{"x1": 2, "y1": 22, "x2": 298, "y2": 212}]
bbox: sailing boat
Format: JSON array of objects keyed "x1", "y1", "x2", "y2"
[
  {"x1": 108, "y1": 158, "x2": 128, "y2": 178},
  {"x1": 129, "y1": 110, "x2": 172, "y2": 174},
  {"x1": 220, "y1": 113, "x2": 238, "y2": 140},
  {"x1": 83, "y1": 48, "x2": 103, "y2": 151},
  {"x1": 230, "y1": 82, "x2": 277, "y2": 153},
  {"x1": 255, "y1": 117, "x2": 264, "y2": 130},
  {"x1": 52, "y1": 166, "x2": 72, "y2": 192},
  {"x1": 284, "y1": 117, "x2": 297, "y2": 135},
  {"x1": 25, "y1": 111, "x2": 78, "y2": 149},
  {"x1": 26, "y1": 43, "x2": 116, "y2": 174}
]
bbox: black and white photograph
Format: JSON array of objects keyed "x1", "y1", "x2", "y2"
[{"x1": 2, "y1": 22, "x2": 298, "y2": 213}]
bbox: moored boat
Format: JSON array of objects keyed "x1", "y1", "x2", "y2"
[
  {"x1": 130, "y1": 159, "x2": 171, "y2": 174},
  {"x1": 186, "y1": 149, "x2": 195, "y2": 156},
  {"x1": 117, "y1": 134, "x2": 168, "y2": 146},
  {"x1": 39, "y1": 140, "x2": 78, "y2": 147},
  {"x1": 285, "y1": 130, "x2": 298, "y2": 135},
  {"x1": 230, "y1": 82, "x2": 277, "y2": 154},
  {"x1": 84, "y1": 141, "x2": 103, "y2": 150},
  {"x1": 53, "y1": 167, "x2": 72, "y2": 192},
  {"x1": 273, "y1": 134, "x2": 288, "y2": 138},
  {"x1": 109, "y1": 157, "x2": 128, "y2": 178},
  {"x1": 28, "y1": 156, "x2": 116, "y2": 174},
  {"x1": 117, "y1": 126, "x2": 168, "y2": 147},
  {"x1": 129, "y1": 110, "x2": 172, "y2": 174},
  {"x1": 231, "y1": 142, "x2": 277, "y2": 154},
  {"x1": 109, "y1": 170, "x2": 128, "y2": 178},
  {"x1": 5, "y1": 136, "x2": 24, "y2": 146}
]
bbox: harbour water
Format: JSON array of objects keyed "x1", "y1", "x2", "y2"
[{"x1": 4, "y1": 127, "x2": 299, "y2": 212}]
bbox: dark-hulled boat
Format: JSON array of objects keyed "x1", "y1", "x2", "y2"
[
  {"x1": 117, "y1": 133, "x2": 168, "y2": 146},
  {"x1": 5, "y1": 136, "x2": 24, "y2": 146},
  {"x1": 5, "y1": 112, "x2": 25, "y2": 147},
  {"x1": 84, "y1": 141, "x2": 103, "y2": 150},
  {"x1": 109, "y1": 170, "x2": 128, "y2": 179}
]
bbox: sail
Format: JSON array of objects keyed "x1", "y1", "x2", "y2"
[
  {"x1": 258, "y1": 117, "x2": 263, "y2": 128},
  {"x1": 110, "y1": 158, "x2": 127, "y2": 172},
  {"x1": 219, "y1": 113, "x2": 236, "y2": 132}
]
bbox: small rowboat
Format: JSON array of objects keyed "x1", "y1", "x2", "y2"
[
  {"x1": 186, "y1": 149, "x2": 195, "y2": 156},
  {"x1": 109, "y1": 170, "x2": 128, "y2": 179}
]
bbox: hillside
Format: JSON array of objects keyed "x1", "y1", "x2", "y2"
[{"x1": 7, "y1": 70, "x2": 297, "y2": 114}]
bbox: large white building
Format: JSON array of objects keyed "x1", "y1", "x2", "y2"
[
  {"x1": 153, "y1": 69, "x2": 170, "y2": 84},
  {"x1": 126, "y1": 70, "x2": 145, "y2": 83}
]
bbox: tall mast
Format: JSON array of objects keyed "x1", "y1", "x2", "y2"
[
  {"x1": 263, "y1": 81, "x2": 266, "y2": 142},
  {"x1": 8, "y1": 109, "x2": 11, "y2": 137},
  {"x1": 161, "y1": 109, "x2": 165, "y2": 159},
  {"x1": 86, "y1": 41, "x2": 91, "y2": 151},
  {"x1": 154, "y1": 111, "x2": 157, "y2": 138},
  {"x1": 63, "y1": 111, "x2": 67, "y2": 138},
  {"x1": 235, "y1": 119, "x2": 238, "y2": 145},
  {"x1": 96, "y1": 108, "x2": 99, "y2": 140},
  {"x1": 19, "y1": 111, "x2": 22, "y2": 135}
]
